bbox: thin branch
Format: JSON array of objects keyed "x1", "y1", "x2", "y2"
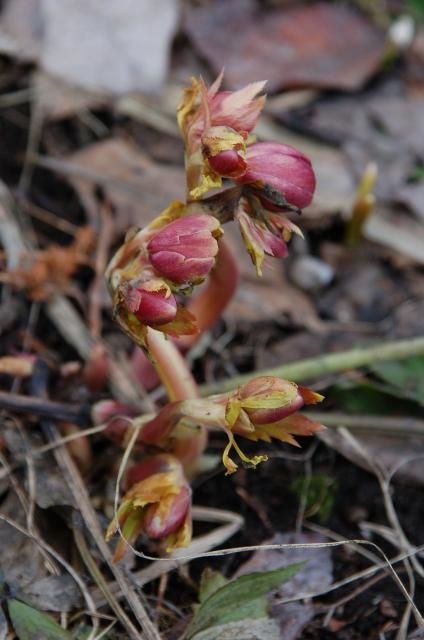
[
  {"x1": 0, "y1": 390, "x2": 89, "y2": 425},
  {"x1": 306, "y1": 412, "x2": 424, "y2": 437},
  {"x1": 201, "y1": 336, "x2": 424, "y2": 395}
]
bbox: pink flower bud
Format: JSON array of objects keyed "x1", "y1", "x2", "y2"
[
  {"x1": 148, "y1": 214, "x2": 222, "y2": 284},
  {"x1": 106, "y1": 454, "x2": 192, "y2": 560},
  {"x1": 207, "y1": 149, "x2": 247, "y2": 178},
  {"x1": 236, "y1": 142, "x2": 316, "y2": 210},
  {"x1": 124, "y1": 279, "x2": 177, "y2": 325},
  {"x1": 237, "y1": 377, "x2": 305, "y2": 425}
]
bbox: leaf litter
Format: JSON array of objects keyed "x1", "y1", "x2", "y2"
[{"x1": 0, "y1": 0, "x2": 423, "y2": 638}]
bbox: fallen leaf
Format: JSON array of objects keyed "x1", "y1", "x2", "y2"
[
  {"x1": 191, "y1": 617, "x2": 280, "y2": 640},
  {"x1": 364, "y1": 208, "x2": 424, "y2": 265},
  {"x1": 22, "y1": 575, "x2": 82, "y2": 612},
  {"x1": 396, "y1": 182, "x2": 424, "y2": 221},
  {"x1": 234, "y1": 532, "x2": 333, "y2": 640},
  {"x1": 0, "y1": 493, "x2": 45, "y2": 589},
  {"x1": 0, "y1": 0, "x2": 41, "y2": 60},
  {"x1": 185, "y1": 1, "x2": 386, "y2": 92},
  {"x1": 41, "y1": 0, "x2": 179, "y2": 94},
  {"x1": 0, "y1": 0, "x2": 179, "y2": 95},
  {"x1": 66, "y1": 138, "x2": 185, "y2": 235},
  {"x1": 368, "y1": 96, "x2": 424, "y2": 158},
  {"x1": 319, "y1": 429, "x2": 424, "y2": 486}
]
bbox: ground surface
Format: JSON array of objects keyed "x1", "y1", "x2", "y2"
[{"x1": 0, "y1": 1, "x2": 423, "y2": 638}]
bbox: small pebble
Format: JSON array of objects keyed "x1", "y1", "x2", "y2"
[{"x1": 289, "y1": 255, "x2": 334, "y2": 291}]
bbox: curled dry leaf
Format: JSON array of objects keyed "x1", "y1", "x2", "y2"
[{"x1": 0, "y1": 226, "x2": 95, "y2": 300}]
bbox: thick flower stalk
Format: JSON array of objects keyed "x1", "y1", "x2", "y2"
[{"x1": 106, "y1": 454, "x2": 191, "y2": 561}]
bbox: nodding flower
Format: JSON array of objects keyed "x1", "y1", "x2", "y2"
[
  {"x1": 106, "y1": 454, "x2": 192, "y2": 561},
  {"x1": 214, "y1": 376, "x2": 324, "y2": 474},
  {"x1": 135, "y1": 377, "x2": 325, "y2": 476}
]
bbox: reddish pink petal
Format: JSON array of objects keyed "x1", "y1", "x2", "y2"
[
  {"x1": 144, "y1": 484, "x2": 191, "y2": 539},
  {"x1": 236, "y1": 142, "x2": 316, "y2": 209}
]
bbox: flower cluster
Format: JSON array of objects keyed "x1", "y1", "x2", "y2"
[
  {"x1": 178, "y1": 73, "x2": 316, "y2": 275},
  {"x1": 104, "y1": 73, "x2": 322, "y2": 561},
  {"x1": 106, "y1": 202, "x2": 222, "y2": 347}
]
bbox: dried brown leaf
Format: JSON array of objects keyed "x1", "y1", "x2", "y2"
[
  {"x1": 1, "y1": 226, "x2": 95, "y2": 300},
  {"x1": 186, "y1": 0, "x2": 386, "y2": 92},
  {"x1": 66, "y1": 138, "x2": 185, "y2": 235}
]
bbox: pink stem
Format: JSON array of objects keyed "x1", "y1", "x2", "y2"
[{"x1": 146, "y1": 328, "x2": 206, "y2": 468}]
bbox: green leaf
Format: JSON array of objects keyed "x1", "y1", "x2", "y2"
[
  {"x1": 408, "y1": 0, "x2": 424, "y2": 22},
  {"x1": 330, "y1": 380, "x2": 419, "y2": 415},
  {"x1": 371, "y1": 356, "x2": 424, "y2": 406},
  {"x1": 185, "y1": 563, "x2": 303, "y2": 639},
  {"x1": 198, "y1": 569, "x2": 228, "y2": 603},
  {"x1": 8, "y1": 599, "x2": 72, "y2": 640},
  {"x1": 291, "y1": 474, "x2": 336, "y2": 524}
]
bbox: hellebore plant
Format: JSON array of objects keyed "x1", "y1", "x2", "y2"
[{"x1": 104, "y1": 73, "x2": 324, "y2": 561}]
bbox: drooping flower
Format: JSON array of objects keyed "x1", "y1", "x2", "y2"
[
  {"x1": 148, "y1": 213, "x2": 222, "y2": 284},
  {"x1": 106, "y1": 454, "x2": 192, "y2": 561},
  {"x1": 177, "y1": 74, "x2": 266, "y2": 199},
  {"x1": 235, "y1": 199, "x2": 303, "y2": 276},
  {"x1": 214, "y1": 376, "x2": 324, "y2": 473},
  {"x1": 235, "y1": 142, "x2": 316, "y2": 210},
  {"x1": 136, "y1": 377, "x2": 324, "y2": 475}
]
